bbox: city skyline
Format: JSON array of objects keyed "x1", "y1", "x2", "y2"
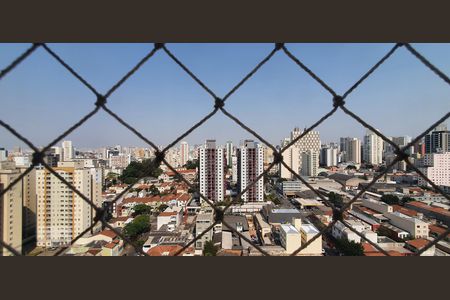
[
  {"x1": 0, "y1": 123, "x2": 444, "y2": 153},
  {"x1": 1, "y1": 43, "x2": 450, "y2": 149}
]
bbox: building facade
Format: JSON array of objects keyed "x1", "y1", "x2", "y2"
[
  {"x1": 199, "y1": 140, "x2": 225, "y2": 203},
  {"x1": 237, "y1": 140, "x2": 264, "y2": 202},
  {"x1": 62, "y1": 140, "x2": 74, "y2": 162},
  {"x1": 363, "y1": 130, "x2": 383, "y2": 165},
  {"x1": 0, "y1": 161, "x2": 23, "y2": 256},
  {"x1": 180, "y1": 141, "x2": 189, "y2": 167},
  {"x1": 36, "y1": 161, "x2": 101, "y2": 247}
]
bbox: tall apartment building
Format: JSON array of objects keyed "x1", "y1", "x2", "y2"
[
  {"x1": 180, "y1": 141, "x2": 189, "y2": 167},
  {"x1": 320, "y1": 144, "x2": 338, "y2": 167},
  {"x1": 301, "y1": 150, "x2": 319, "y2": 176},
  {"x1": 0, "y1": 148, "x2": 7, "y2": 161},
  {"x1": 36, "y1": 161, "x2": 102, "y2": 247},
  {"x1": 19, "y1": 167, "x2": 37, "y2": 241},
  {"x1": 231, "y1": 156, "x2": 238, "y2": 184},
  {"x1": 385, "y1": 136, "x2": 413, "y2": 171},
  {"x1": 263, "y1": 145, "x2": 274, "y2": 165},
  {"x1": 363, "y1": 130, "x2": 383, "y2": 165},
  {"x1": 237, "y1": 140, "x2": 264, "y2": 202},
  {"x1": 290, "y1": 127, "x2": 321, "y2": 153},
  {"x1": 199, "y1": 140, "x2": 225, "y2": 203},
  {"x1": 425, "y1": 123, "x2": 449, "y2": 154},
  {"x1": 0, "y1": 161, "x2": 23, "y2": 255},
  {"x1": 290, "y1": 127, "x2": 320, "y2": 175},
  {"x1": 280, "y1": 143, "x2": 300, "y2": 179},
  {"x1": 225, "y1": 141, "x2": 233, "y2": 168},
  {"x1": 62, "y1": 140, "x2": 74, "y2": 161},
  {"x1": 417, "y1": 152, "x2": 450, "y2": 187},
  {"x1": 340, "y1": 137, "x2": 361, "y2": 164}
]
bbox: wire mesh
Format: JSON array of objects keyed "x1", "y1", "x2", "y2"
[{"x1": 0, "y1": 43, "x2": 449, "y2": 256}]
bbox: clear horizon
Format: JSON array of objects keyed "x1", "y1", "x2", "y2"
[{"x1": 1, "y1": 43, "x2": 449, "y2": 150}]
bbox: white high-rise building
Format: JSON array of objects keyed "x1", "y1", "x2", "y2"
[
  {"x1": 180, "y1": 141, "x2": 189, "y2": 167},
  {"x1": 62, "y1": 140, "x2": 74, "y2": 162},
  {"x1": 291, "y1": 127, "x2": 320, "y2": 173},
  {"x1": 340, "y1": 137, "x2": 361, "y2": 164},
  {"x1": 301, "y1": 150, "x2": 319, "y2": 177},
  {"x1": 0, "y1": 148, "x2": 7, "y2": 161},
  {"x1": 363, "y1": 130, "x2": 383, "y2": 165},
  {"x1": 320, "y1": 145, "x2": 338, "y2": 167},
  {"x1": 36, "y1": 161, "x2": 102, "y2": 247},
  {"x1": 231, "y1": 156, "x2": 238, "y2": 183},
  {"x1": 199, "y1": 140, "x2": 225, "y2": 203},
  {"x1": 237, "y1": 140, "x2": 264, "y2": 202},
  {"x1": 418, "y1": 152, "x2": 450, "y2": 187},
  {"x1": 225, "y1": 141, "x2": 233, "y2": 168}
]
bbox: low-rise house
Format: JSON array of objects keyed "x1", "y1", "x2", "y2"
[
  {"x1": 157, "y1": 206, "x2": 183, "y2": 230},
  {"x1": 147, "y1": 245, "x2": 194, "y2": 256},
  {"x1": 109, "y1": 216, "x2": 133, "y2": 228},
  {"x1": 384, "y1": 211, "x2": 429, "y2": 238},
  {"x1": 101, "y1": 239, "x2": 123, "y2": 256},
  {"x1": 332, "y1": 220, "x2": 377, "y2": 244},
  {"x1": 118, "y1": 193, "x2": 191, "y2": 216}
]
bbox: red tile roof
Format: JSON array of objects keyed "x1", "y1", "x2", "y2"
[
  {"x1": 110, "y1": 216, "x2": 130, "y2": 223},
  {"x1": 405, "y1": 239, "x2": 430, "y2": 250},
  {"x1": 429, "y1": 225, "x2": 449, "y2": 237},
  {"x1": 392, "y1": 205, "x2": 418, "y2": 217},
  {"x1": 362, "y1": 243, "x2": 406, "y2": 256},
  {"x1": 87, "y1": 249, "x2": 102, "y2": 256},
  {"x1": 147, "y1": 245, "x2": 182, "y2": 256},
  {"x1": 99, "y1": 230, "x2": 118, "y2": 239},
  {"x1": 147, "y1": 245, "x2": 195, "y2": 256},
  {"x1": 159, "y1": 211, "x2": 178, "y2": 217},
  {"x1": 122, "y1": 193, "x2": 190, "y2": 205},
  {"x1": 408, "y1": 201, "x2": 450, "y2": 217},
  {"x1": 104, "y1": 240, "x2": 120, "y2": 249}
]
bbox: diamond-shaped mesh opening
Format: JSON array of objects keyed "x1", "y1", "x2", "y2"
[{"x1": 0, "y1": 43, "x2": 449, "y2": 256}]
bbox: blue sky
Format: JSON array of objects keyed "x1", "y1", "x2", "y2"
[{"x1": 0, "y1": 43, "x2": 449, "y2": 150}]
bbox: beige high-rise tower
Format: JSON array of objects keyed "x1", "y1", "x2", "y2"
[
  {"x1": 0, "y1": 161, "x2": 23, "y2": 256},
  {"x1": 36, "y1": 161, "x2": 101, "y2": 248}
]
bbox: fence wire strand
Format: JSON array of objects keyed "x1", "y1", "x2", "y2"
[{"x1": 0, "y1": 42, "x2": 449, "y2": 257}]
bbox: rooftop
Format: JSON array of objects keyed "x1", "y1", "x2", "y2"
[
  {"x1": 280, "y1": 224, "x2": 299, "y2": 234},
  {"x1": 301, "y1": 223, "x2": 319, "y2": 234},
  {"x1": 271, "y1": 208, "x2": 301, "y2": 214},
  {"x1": 405, "y1": 239, "x2": 431, "y2": 250}
]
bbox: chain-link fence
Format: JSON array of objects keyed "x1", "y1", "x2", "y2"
[{"x1": 0, "y1": 43, "x2": 449, "y2": 256}]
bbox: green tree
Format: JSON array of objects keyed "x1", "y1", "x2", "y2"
[
  {"x1": 119, "y1": 159, "x2": 163, "y2": 184},
  {"x1": 132, "y1": 204, "x2": 152, "y2": 217},
  {"x1": 401, "y1": 196, "x2": 414, "y2": 205},
  {"x1": 381, "y1": 194, "x2": 400, "y2": 205},
  {"x1": 203, "y1": 240, "x2": 218, "y2": 256},
  {"x1": 184, "y1": 159, "x2": 199, "y2": 170},
  {"x1": 335, "y1": 238, "x2": 364, "y2": 256},
  {"x1": 123, "y1": 214, "x2": 150, "y2": 239},
  {"x1": 157, "y1": 204, "x2": 169, "y2": 212},
  {"x1": 328, "y1": 192, "x2": 344, "y2": 208},
  {"x1": 149, "y1": 185, "x2": 160, "y2": 196}
]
